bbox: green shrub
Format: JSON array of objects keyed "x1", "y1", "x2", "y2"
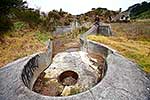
[
  {"x1": 13, "y1": 21, "x2": 27, "y2": 31},
  {"x1": 35, "y1": 31, "x2": 53, "y2": 43}
]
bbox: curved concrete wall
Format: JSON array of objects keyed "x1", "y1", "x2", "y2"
[
  {"x1": 80, "y1": 37, "x2": 114, "y2": 58},
  {"x1": 21, "y1": 40, "x2": 53, "y2": 89},
  {"x1": 0, "y1": 25, "x2": 150, "y2": 100},
  {"x1": 21, "y1": 53, "x2": 51, "y2": 89}
]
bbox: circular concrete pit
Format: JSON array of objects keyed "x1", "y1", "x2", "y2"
[{"x1": 32, "y1": 51, "x2": 105, "y2": 96}]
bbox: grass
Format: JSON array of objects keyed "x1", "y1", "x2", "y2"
[
  {"x1": 87, "y1": 21, "x2": 150, "y2": 73},
  {"x1": 0, "y1": 30, "x2": 52, "y2": 67}
]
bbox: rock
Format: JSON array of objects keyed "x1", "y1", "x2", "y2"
[
  {"x1": 40, "y1": 79, "x2": 64, "y2": 96},
  {"x1": 61, "y1": 85, "x2": 80, "y2": 96}
]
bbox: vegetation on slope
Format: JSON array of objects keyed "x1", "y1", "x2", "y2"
[
  {"x1": 135, "y1": 10, "x2": 150, "y2": 19},
  {"x1": 0, "y1": 0, "x2": 74, "y2": 35},
  {"x1": 77, "y1": 7, "x2": 118, "y2": 23},
  {"x1": 0, "y1": 0, "x2": 74, "y2": 67},
  {"x1": 127, "y1": 1, "x2": 150, "y2": 19},
  {"x1": 0, "y1": 21, "x2": 53, "y2": 67}
]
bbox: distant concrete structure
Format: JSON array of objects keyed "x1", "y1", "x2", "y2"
[
  {"x1": 82, "y1": 23, "x2": 112, "y2": 37},
  {"x1": 53, "y1": 20, "x2": 80, "y2": 35},
  {"x1": 112, "y1": 9, "x2": 130, "y2": 22}
]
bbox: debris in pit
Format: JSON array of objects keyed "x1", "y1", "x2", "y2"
[
  {"x1": 61, "y1": 76, "x2": 77, "y2": 86},
  {"x1": 61, "y1": 85, "x2": 81, "y2": 96},
  {"x1": 40, "y1": 79, "x2": 64, "y2": 96},
  {"x1": 32, "y1": 72, "x2": 46, "y2": 93},
  {"x1": 32, "y1": 73, "x2": 64, "y2": 96}
]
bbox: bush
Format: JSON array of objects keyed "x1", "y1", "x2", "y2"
[
  {"x1": 14, "y1": 9, "x2": 42, "y2": 29},
  {"x1": 0, "y1": 0, "x2": 27, "y2": 33},
  {"x1": 13, "y1": 21, "x2": 28, "y2": 31}
]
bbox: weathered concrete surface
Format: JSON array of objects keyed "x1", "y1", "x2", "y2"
[
  {"x1": 0, "y1": 51, "x2": 149, "y2": 100},
  {"x1": 98, "y1": 24, "x2": 112, "y2": 36},
  {"x1": 0, "y1": 55, "x2": 94, "y2": 100},
  {"x1": 90, "y1": 53, "x2": 150, "y2": 100},
  {"x1": 43, "y1": 51, "x2": 103, "y2": 96},
  {"x1": 0, "y1": 25, "x2": 150, "y2": 100}
]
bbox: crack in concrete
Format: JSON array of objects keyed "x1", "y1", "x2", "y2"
[{"x1": 88, "y1": 89, "x2": 96, "y2": 100}]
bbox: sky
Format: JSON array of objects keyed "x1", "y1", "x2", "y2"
[{"x1": 25, "y1": 0, "x2": 149, "y2": 15}]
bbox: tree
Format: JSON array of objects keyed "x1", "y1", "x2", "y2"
[
  {"x1": 42, "y1": 11, "x2": 61, "y2": 32},
  {"x1": 0, "y1": 0, "x2": 27, "y2": 33},
  {"x1": 14, "y1": 8, "x2": 42, "y2": 28}
]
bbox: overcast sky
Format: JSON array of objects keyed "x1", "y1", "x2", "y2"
[{"x1": 25, "y1": 0, "x2": 149, "y2": 15}]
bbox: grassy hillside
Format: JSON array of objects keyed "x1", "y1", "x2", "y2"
[
  {"x1": 135, "y1": 10, "x2": 150, "y2": 19},
  {"x1": 0, "y1": 28, "x2": 53, "y2": 67},
  {"x1": 127, "y1": 1, "x2": 150, "y2": 19},
  {"x1": 87, "y1": 21, "x2": 150, "y2": 73}
]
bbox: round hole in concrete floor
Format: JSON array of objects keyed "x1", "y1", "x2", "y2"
[{"x1": 58, "y1": 70, "x2": 78, "y2": 86}]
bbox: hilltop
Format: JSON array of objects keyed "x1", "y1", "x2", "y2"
[
  {"x1": 126, "y1": 1, "x2": 150, "y2": 19},
  {"x1": 77, "y1": 1, "x2": 150, "y2": 22}
]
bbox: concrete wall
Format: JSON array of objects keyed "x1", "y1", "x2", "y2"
[
  {"x1": 21, "y1": 53, "x2": 52, "y2": 89},
  {"x1": 98, "y1": 25, "x2": 112, "y2": 36},
  {"x1": 21, "y1": 40, "x2": 53, "y2": 89}
]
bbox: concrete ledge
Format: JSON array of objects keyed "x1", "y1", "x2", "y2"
[{"x1": 90, "y1": 53, "x2": 150, "y2": 100}]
